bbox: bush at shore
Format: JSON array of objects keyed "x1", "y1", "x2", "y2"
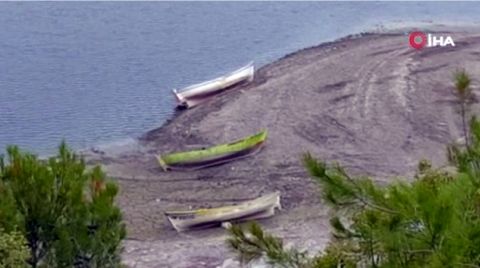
[{"x1": 0, "y1": 142, "x2": 126, "y2": 267}]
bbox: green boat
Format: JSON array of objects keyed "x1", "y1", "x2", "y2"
[{"x1": 157, "y1": 130, "x2": 267, "y2": 171}]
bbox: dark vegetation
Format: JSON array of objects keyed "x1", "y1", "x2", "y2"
[
  {"x1": 0, "y1": 142, "x2": 125, "y2": 267},
  {"x1": 228, "y1": 70, "x2": 480, "y2": 267}
]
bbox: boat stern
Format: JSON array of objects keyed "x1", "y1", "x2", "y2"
[
  {"x1": 165, "y1": 215, "x2": 185, "y2": 232},
  {"x1": 172, "y1": 89, "x2": 188, "y2": 108},
  {"x1": 248, "y1": 64, "x2": 255, "y2": 82},
  {"x1": 274, "y1": 191, "x2": 282, "y2": 211},
  {"x1": 156, "y1": 155, "x2": 169, "y2": 171}
]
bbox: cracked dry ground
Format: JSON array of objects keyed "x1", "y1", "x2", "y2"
[{"x1": 84, "y1": 31, "x2": 480, "y2": 267}]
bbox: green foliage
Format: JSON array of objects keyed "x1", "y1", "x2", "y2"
[
  {"x1": 228, "y1": 70, "x2": 480, "y2": 267},
  {"x1": 303, "y1": 147, "x2": 480, "y2": 268},
  {"x1": 0, "y1": 228, "x2": 30, "y2": 268},
  {"x1": 454, "y1": 69, "x2": 472, "y2": 100},
  {"x1": 0, "y1": 142, "x2": 126, "y2": 267},
  {"x1": 227, "y1": 223, "x2": 357, "y2": 268},
  {"x1": 227, "y1": 222, "x2": 310, "y2": 267},
  {"x1": 453, "y1": 69, "x2": 474, "y2": 148},
  {"x1": 311, "y1": 242, "x2": 357, "y2": 268},
  {"x1": 229, "y1": 141, "x2": 480, "y2": 267},
  {"x1": 449, "y1": 116, "x2": 480, "y2": 175}
]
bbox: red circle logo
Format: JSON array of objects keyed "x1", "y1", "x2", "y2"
[{"x1": 409, "y1": 32, "x2": 427, "y2": 50}]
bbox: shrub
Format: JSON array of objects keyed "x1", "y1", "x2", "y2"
[
  {"x1": 0, "y1": 228, "x2": 29, "y2": 268},
  {"x1": 229, "y1": 135, "x2": 480, "y2": 267},
  {"x1": 227, "y1": 71, "x2": 480, "y2": 267},
  {"x1": 0, "y1": 142, "x2": 126, "y2": 267}
]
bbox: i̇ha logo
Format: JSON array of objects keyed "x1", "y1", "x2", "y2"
[{"x1": 409, "y1": 31, "x2": 455, "y2": 50}]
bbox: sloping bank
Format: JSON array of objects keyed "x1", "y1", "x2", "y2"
[{"x1": 84, "y1": 30, "x2": 480, "y2": 267}]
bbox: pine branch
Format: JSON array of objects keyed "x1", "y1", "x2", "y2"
[
  {"x1": 227, "y1": 222, "x2": 310, "y2": 268},
  {"x1": 303, "y1": 153, "x2": 397, "y2": 214}
]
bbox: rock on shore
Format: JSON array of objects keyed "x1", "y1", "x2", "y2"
[{"x1": 84, "y1": 30, "x2": 480, "y2": 267}]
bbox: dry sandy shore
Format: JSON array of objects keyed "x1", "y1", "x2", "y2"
[{"x1": 83, "y1": 30, "x2": 480, "y2": 267}]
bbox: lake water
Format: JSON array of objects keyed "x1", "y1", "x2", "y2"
[{"x1": 1, "y1": 2, "x2": 480, "y2": 155}]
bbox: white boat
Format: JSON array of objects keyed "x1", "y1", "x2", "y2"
[
  {"x1": 165, "y1": 192, "x2": 281, "y2": 232},
  {"x1": 173, "y1": 62, "x2": 255, "y2": 108}
]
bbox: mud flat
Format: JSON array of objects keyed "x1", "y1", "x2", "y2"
[{"x1": 84, "y1": 29, "x2": 480, "y2": 267}]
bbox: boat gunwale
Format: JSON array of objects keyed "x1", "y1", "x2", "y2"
[
  {"x1": 163, "y1": 141, "x2": 265, "y2": 171},
  {"x1": 165, "y1": 192, "x2": 280, "y2": 217},
  {"x1": 159, "y1": 130, "x2": 267, "y2": 166},
  {"x1": 168, "y1": 208, "x2": 276, "y2": 231},
  {"x1": 166, "y1": 193, "x2": 281, "y2": 232},
  {"x1": 176, "y1": 62, "x2": 254, "y2": 94}
]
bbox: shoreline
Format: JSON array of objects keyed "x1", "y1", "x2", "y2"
[
  {"x1": 80, "y1": 24, "x2": 480, "y2": 158},
  {"x1": 139, "y1": 32, "x2": 382, "y2": 143},
  {"x1": 82, "y1": 29, "x2": 480, "y2": 267},
  {"x1": 137, "y1": 26, "x2": 477, "y2": 144}
]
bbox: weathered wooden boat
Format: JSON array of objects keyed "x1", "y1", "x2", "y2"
[
  {"x1": 173, "y1": 62, "x2": 254, "y2": 108},
  {"x1": 165, "y1": 192, "x2": 281, "y2": 232},
  {"x1": 157, "y1": 130, "x2": 267, "y2": 171}
]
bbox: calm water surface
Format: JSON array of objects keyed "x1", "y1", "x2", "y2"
[{"x1": 1, "y1": 2, "x2": 480, "y2": 155}]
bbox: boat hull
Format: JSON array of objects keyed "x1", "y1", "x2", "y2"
[
  {"x1": 159, "y1": 140, "x2": 264, "y2": 171},
  {"x1": 157, "y1": 130, "x2": 267, "y2": 171},
  {"x1": 165, "y1": 192, "x2": 281, "y2": 232},
  {"x1": 173, "y1": 63, "x2": 254, "y2": 109}
]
